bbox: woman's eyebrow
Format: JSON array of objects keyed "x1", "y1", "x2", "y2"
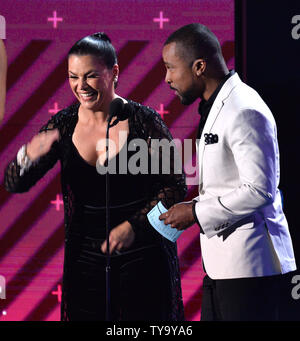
[{"x1": 68, "y1": 70, "x2": 99, "y2": 75}]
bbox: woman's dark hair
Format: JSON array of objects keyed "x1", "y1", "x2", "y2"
[{"x1": 68, "y1": 32, "x2": 118, "y2": 69}]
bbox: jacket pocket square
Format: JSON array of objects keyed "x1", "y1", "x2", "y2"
[{"x1": 204, "y1": 133, "x2": 218, "y2": 145}]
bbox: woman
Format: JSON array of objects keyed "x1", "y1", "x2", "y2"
[
  {"x1": 0, "y1": 39, "x2": 7, "y2": 123},
  {"x1": 4, "y1": 33, "x2": 186, "y2": 321}
]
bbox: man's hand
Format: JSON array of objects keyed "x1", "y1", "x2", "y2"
[
  {"x1": 159, "y1": 202, "x2": 195, "y2": 231},
  {"x1": 101, "y1": 220, "x2": 135, "y2": 254}
]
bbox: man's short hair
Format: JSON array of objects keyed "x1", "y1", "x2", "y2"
[{"x1": 164, "y1": 23, "x2": 222, "y2": 65}]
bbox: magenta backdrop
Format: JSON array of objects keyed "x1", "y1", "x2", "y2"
[{"x1": 0, "y1": 0, "x2": 234, "y2": 321}]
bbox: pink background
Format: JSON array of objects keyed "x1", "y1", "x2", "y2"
[{"x1": 0, "y1": 0, "x2": 234, "y2": 321}]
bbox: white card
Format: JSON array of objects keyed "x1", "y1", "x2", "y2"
[{"x1": 147, "y1": 201, "x2": 183, "y2": 242}]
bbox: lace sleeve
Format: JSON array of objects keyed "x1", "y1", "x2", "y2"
[
  {"x1": 4, "y1": 117, "x2": 60, "y2": 193},
  {"x1": 128, "y1": 109, "x2": 187, "y2": 236}
]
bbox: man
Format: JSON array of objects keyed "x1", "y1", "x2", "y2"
[{"x1": 160, "y1": 23, "x2": 296, "y2": 321}]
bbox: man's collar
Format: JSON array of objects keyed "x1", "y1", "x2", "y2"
[{"x1": 198, "y1": 70, "x2": 235, "y2": 114}]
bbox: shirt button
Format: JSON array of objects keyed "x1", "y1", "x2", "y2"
[{"x1": 200, "y1": 189, "x2": 205, "y2": 195}]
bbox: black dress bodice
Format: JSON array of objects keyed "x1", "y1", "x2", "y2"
[
  {"x1": 67, "y1": 136, "x2": 148, "y2": 207},
  {"x1": 65, "y1": 135, "x2": 150, "y2": 241}
]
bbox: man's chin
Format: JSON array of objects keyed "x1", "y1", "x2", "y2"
[{"x1": 180, "y1": 96, "x2": 197, "y2": 106}]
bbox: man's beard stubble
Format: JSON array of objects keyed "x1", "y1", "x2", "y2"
[{"x1": 179, "y1": 89, "x2": 198, "y2": 105}]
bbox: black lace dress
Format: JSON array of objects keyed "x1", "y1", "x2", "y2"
[{"x1": 4, "y1": 100, "x2": 187, "y2": 321}]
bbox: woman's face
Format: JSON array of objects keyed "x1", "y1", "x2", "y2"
[{"x1": 68, "y1": 54, "x2": 118, "y2": 112}]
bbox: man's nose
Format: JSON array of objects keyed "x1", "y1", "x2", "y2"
[{"x1": 165, "y1": 73, "x2": 171, "y2": 84}]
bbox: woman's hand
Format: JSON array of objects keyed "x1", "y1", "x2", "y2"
[
  {"x1": 26, "y1": 129, "x2": 60, "y2": 161},
  {"x1": 101, "y1": 221, "x2": 135, "y2": 254}
]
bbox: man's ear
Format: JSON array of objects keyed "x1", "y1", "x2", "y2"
[{"x1": 192, "y1": 59, "x2": 206, "y2": 77}]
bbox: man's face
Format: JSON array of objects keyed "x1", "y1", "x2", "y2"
[{"x1": 162, "y1": 42, "x2": 200, "y2": 105}]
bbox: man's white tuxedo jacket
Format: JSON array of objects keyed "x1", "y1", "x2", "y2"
[{"x1": 194, "y1": 73, "x2": 296, "y2": 279}]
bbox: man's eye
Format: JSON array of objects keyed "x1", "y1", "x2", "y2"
[{"x1": 68, "y1": 76, "x2": 77, "y2": 79}]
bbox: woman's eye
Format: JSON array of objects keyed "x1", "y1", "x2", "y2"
[{"x1": 68, "y1": 76, "x2": 77, "y2": 79}]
